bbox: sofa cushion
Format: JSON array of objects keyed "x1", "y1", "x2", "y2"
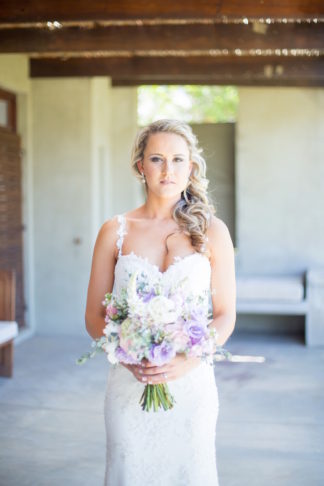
[{"x1": 236, "y1": 275, "x2": 304, "y2": 302}]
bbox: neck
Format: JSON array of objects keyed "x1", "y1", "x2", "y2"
[{"x1": 142, "y1": 191, "x2": 182, "y2": 220}]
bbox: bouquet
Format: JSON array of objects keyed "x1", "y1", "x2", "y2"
[{"x1": 77, "y1": 269, "x2": 231, "y2": 412}]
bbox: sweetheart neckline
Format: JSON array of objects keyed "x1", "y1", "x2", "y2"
[{"x1": 117, "y1": 250, "x2": 211, "y2": 276}]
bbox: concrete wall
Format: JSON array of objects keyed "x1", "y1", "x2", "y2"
[
  {"x1": 110, "y1": 87, "x2": 144, "y2": 214},
  {"x1": 30, "y1": 81, "x2": 140, "y2": 336},
  {"x1": 32, "y1": 79, "x2": 89, "y2": 335},
  {"x1": 236, "y1": 87, "x2": 324, "y2": 276}
]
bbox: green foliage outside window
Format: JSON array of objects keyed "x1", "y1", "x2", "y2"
[{"x1": 138, "y1": 85, "x2": 239, "y2": 126}]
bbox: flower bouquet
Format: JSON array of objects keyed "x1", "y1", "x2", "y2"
[{"x1": 77, "y1": 269, "x2": 231, "y2": 412}]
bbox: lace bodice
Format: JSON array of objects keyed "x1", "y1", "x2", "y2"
[{"x1": 112, "y1": 213, "x2": 212, "y2": 307}]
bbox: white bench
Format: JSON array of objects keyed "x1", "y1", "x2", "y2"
[{"x1": 234, "y1": 269, "x2": 324, "y2": 346}]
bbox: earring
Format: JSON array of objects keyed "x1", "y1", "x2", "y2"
[{"x1": 140, "y1": 172, "x2": 146, "y2": 184}]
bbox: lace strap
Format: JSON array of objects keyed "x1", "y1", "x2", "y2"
[{"x1": 116, "y1": 213, "x2": 127, "y2": 257}]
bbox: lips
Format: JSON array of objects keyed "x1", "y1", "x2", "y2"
[{"x1": 160, "y1": 180, "x2": 174, "y2": 184}]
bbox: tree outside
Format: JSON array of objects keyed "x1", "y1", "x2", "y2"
[{"x1": 138, "y1": 85, "x2": 239, "y2": 126}]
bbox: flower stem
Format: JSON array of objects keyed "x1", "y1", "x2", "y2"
[{"x1": 139, "y1": 383, "x2": 176, "y2": 412}]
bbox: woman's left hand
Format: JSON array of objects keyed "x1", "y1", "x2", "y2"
[{"x1": 133, "y1": 353, "x2": 201, "y2": 385}]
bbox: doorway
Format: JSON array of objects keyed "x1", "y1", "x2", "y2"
[{"x1": 0, "y1": 87, "x2": 25, "y2": 329}]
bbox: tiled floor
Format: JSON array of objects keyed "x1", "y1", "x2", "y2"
[{"x1": 0, "y1": 330, "x2": 323, "y2": 486}]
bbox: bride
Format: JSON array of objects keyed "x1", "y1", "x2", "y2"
[{"x1": 85, "y1": 119, "x2": 236, "y2": 485}]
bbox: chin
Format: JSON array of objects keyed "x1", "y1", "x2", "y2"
[{"x1": 152, "y1": 187, "x2": 181, "y2": 198}]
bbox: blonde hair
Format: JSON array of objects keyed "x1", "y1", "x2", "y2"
[{"x1": 130, "y1": 119, "x2": 216, "y2": 256}]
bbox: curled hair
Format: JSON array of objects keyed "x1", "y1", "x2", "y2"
[{"x1": 130, "y1": 119, "x2": 216, "y2": 256}]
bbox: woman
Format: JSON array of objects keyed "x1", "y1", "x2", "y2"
[{"x1": 85, "y1": 119, "x2": 236, "y2": 485}]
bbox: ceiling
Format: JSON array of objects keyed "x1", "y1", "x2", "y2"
[{"x1": 0, "y1": 1, "x2": 323, "y2": 86}]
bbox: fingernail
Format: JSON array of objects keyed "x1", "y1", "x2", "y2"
[{"x1": 142, "y1": 377, "x2": 147, "y2": 381}]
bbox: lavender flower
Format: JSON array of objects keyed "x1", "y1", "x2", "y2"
[
  {"x1": 184, "y1": 320, "x2": 207, "y2": 345},
  {"x1": 115, "y1": 346, "x2": 138, "y2": 364},
  {"x1": 148, "y1": 341, "x2": 176, "y2": 366}
]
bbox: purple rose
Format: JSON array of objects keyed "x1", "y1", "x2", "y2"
[
  {"x1": 148, "y1": 341, "x2": 176, "y2": 366},
  {"x1": 184, "y1": 320, "x2": 207, "y2": 345}
]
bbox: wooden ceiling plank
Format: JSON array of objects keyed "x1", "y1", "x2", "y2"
[
  {"x1": 0, "y1": 0, "x2": 323, "y2": 23},
  {"x1": 29, "y1": 55, "x2": 324, "y2": 87},
  {"x1": 1, "y1": 23, "x2": 323, "y2": 53}
]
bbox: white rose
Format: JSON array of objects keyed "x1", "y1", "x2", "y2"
[
  {"x1": 147, "y1": 296, "x2": 179, "y2": 324},
  {"x1": 103, "y1": 340, "x2": 118, "y2": 355}
]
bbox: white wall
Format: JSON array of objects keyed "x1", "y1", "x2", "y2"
[
  {"x1": 31, "y1": 78, "x2": 114, "y2": 335},
  {"x1": 236, "y1": 87, "x2": 324, "y2": 276},
  {"x1": 110, "y1": 87, "x2": 144, "y2": 214},
  {"x1": 32, "y1": 78, "x2": 91, "y2": 335},
  {"x1": 30, "y1": 81, "x2": 141, "y2": 336}
]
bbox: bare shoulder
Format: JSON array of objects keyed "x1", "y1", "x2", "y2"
[
  {"x1": 97, "y1": 215, "x2": 119, "y2": 238},
  {"x1": 206, "y1": 215, "x2": 234, "y2": 258},
  {"x1": 94, "y1": 215, "x2": 120, "y2": 259}
]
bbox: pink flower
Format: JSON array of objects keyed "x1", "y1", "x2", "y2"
[{"x1": 106, "y1": 304, "x2": 118, "y2": 318}]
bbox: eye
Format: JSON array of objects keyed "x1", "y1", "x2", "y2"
[
  {"x1": 174, "y1": 157, "x2": 184, "y2": 162},
  {"x1": 150, "y1": 156, "x2": 162, "y2": 162}
]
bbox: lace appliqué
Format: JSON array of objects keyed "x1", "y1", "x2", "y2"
[{"x1": 116, "y1": 214, "x2": 127, "y2": 257}]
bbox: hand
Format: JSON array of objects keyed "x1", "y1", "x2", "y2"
[{"x1": 121, "y1": 353, "x2": 201, "y2": 384}]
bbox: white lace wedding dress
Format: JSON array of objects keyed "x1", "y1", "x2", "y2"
[{"x1": 103, "y1": 213, "x2": 220, "y2": 486}]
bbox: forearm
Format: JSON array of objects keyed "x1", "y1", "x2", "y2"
[
  {"x1": 208, "y1": 312, "x2": 236, "y2": 346},
  {"x1": 85, "y1": 314, "x2": 106, "y2": 340}
]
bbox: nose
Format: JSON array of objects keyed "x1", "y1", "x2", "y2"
[{"x1": 162, "y1": 158, "x2": 174, "y2": 175}]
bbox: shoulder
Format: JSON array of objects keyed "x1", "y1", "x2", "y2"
[
  {"x1": 94, "y1": 215, "x2": 122, "y2": 258},
  {"x1": 206, "y1": 215, "x2": 234, "y2": 259},
  {"x1": 98, "y1": 214, "x2": 120, "y2": 237}
]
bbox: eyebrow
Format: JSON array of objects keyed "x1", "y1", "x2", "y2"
[{"x1": 149, "y1": 153, "x2": 186, "y2": 157}]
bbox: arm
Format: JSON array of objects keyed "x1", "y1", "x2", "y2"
[
  {"x1": 85, "y1": 217, "x2": 118, "y2": 340},
  {"x1": 207, "y1": 215, "x2": 236, "y2": 346}
]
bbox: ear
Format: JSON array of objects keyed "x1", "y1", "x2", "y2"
[{"x1": 136, "y1": 160, "x2": 143, "y2": 173}]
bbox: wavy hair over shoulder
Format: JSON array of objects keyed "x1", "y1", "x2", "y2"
[{"x1": 130, "y1": 119, "x2": 216, "y2": 257}]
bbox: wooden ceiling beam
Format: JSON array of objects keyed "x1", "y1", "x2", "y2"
[
  {"x1": 111, "y1": 77, "x2": 323, "y2": 87},
  {"x1": 1, "y1": 23, "x2": 323, "y2": 54},
  {"x1": 29, "y1": 55, "x2": 324, "y2": 87},
  {"x1": 0, "y1": 0, "x2": 323, "y2": 24}
]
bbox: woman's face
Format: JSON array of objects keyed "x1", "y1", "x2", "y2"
[{"x1": 137, "y1": 132, "x2": 193, "y2": 198}]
